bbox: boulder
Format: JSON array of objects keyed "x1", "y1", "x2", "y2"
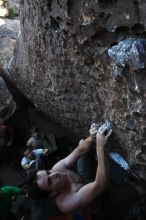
[
  {"x1": 5, "y1": 0, "x2": 146, "y2": 179},
  {"x1": 0, "y1": 76, "x2": 16, "y2": 124},
  {"x1": 0, "y1": 18, "x2": 20, "y2": 69}
]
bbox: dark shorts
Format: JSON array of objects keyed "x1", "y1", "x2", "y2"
[{"x1": 76, "y1": 149, "x2": 97, "y2": 184}]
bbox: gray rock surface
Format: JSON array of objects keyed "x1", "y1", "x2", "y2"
[
  {"x1": 7, "y1": 0, "x2": 19, "y2": 13},
  {"x1": 5, "y1": 0, "x2": 146, "y2": 179},
  {"x1": 0, "y1": 18, "x2": 20, "y2": 69},
  {"x1": 1, "y1": 0, "x2": 20, "y2": 15},
  {"x1": 108, "y1": 38, "x2": 146, "y2": 77},
  {"x1": 0, "y1": 76, "x2": 16, "y2": 123}
]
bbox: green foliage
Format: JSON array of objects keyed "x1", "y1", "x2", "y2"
[{"x1": 7, "y1": 7, "x2": 17, "y2": 18}]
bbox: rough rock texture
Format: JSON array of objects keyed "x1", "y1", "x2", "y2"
[
  {"x1": 0, "y1": 18, "x2": 20, "y2": 69},
  {"x1": 0, "y1": 0, "x2": 20, "y2": 16},
  {"x1": 6, "y1": 0, "x2": 146, "y2": 179},
  {"x1": 7, "y1": 0, "x2": 20, "y2": 13},
  {"x1": 0, "y1": 76, "x2": 16, "y2": 123},
  {"x1": 108, "y1": 38, "x2": 146, "y2": 77}
]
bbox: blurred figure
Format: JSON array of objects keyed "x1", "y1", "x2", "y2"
[
  {"x1": 26, "y1": 127, "x2": 43, "y2": 149},
  {"x1": 0, "y1": 185, "x2": 26, "y2": 220},
  {"x1": 21, "y1": 148, "x2": 49, "y2": 172}
]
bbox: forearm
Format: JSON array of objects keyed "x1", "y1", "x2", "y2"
[
  {"x1": 77, "y1": 135, "x2": 94, "y2": 155},
  {"x1": 53, "y1": 136, "x2": 94, "y2": 170},
  {"x1": 95, "y1": 147, "x2": 110, "y2": 190},
  {"x1": 94, "y1": 124, "x2": 112, "y2": 190},
  {"x1": 42, "y1": 149, "x2": 48, "y2": 155},
  {"x1": 22, "y1": 162, "x2": 33, "y2": 170},
  {"x1": 23, "y1": 164, "x2": 30, "y2": 170}
]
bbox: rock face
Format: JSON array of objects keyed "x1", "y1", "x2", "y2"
[
  {"x1": 7, "y1": 0, "x2": 20, "y2": 13},
  {"x1": 108, "y1": 38, "x2": 146, "y2": 77},
  {"x1": 0, "y1": 18, "x2": 20, "y2": 69},
  {"x1": 0, "y1": 76, "x2": 16, "y2": 124},
  {"x1": 6, "y1": 0, "x2": 146, "y2": 179}
]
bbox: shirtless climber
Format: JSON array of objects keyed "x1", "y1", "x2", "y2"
[{"x1": 27, "y1": 123, "x2": 112, "y2": 213}]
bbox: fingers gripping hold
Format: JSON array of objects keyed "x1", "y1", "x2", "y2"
[
  {"x1": 98, "y1": 122, "x2": 112, "y2": 137},
  {"x1": 98, "y1": 124, "x2": 107, "y2": 134},
  {"x1": 89, "y1": 123, "x2": 98, "y2": 136},
  {"x1": 90, "y1": 122, "x2": 112, "y2": 139}
]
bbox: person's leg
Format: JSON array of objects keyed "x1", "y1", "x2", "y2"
[
  {"x1": 108, "y1": 153, "x2": 146, "y2": 197},
  {"x1": 76, "y1": 148, "x2": 97, "y2": 184},
  {"x1": 35, "y1": 158, "x2": 41, "y2": 170},
  {"x1": 102, "y1": 183, "x2": 140, "y2": 220},
  {"x1": 108, "y1": 156, "x2": 131, "y2": 184}
]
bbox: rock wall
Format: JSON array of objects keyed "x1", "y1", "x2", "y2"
[
  {"x1": 0, "y1": 18, "x2": 20, "y2": 69},
  {"x1": 0, "y1": 76, "x2": 16, "y2": 124},
  {"x1": 6, "y1": 0, "x2": 146, "y2": 179}
]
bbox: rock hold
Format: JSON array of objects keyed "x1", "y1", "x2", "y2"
[{"x1": 108, "y1": 38, "x2": 146, "y2": 77}]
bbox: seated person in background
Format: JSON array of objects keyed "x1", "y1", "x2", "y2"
[
  {"x1": 21, "y1": 148, "x2": 49, "y2": 172},
  {"x1": 0, "y1": 185, "x2": 26, "y2": 220},
  {"x1": 26, "y1": 127, "x2": 44, "y2": 149},
  {"x1": 27, "y1": 123, "x2": 112, "y2": 213}
]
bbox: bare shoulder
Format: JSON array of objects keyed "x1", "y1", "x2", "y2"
[
  {"x1": 55, "y1": 179, "x2": 85, "y2": 213},
  {"x1": 55, "y1": 191, "x2": 77, "y2": 213},
  {"x1": 55, "y1": 181, "x2": 103, "y2": 213},
  {"x1": 51, "y1": 158, "x2": 68, "y2": 171}
]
